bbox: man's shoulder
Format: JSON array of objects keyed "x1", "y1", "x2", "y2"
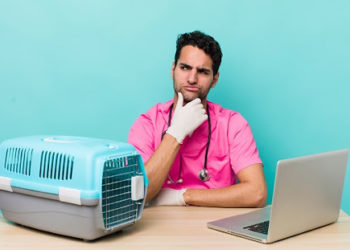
[
  {"x1": 209, "y1": 101, "x2": 248, "y2": 125},
  {"x1": 209, "y1": 101, "x2": 242, "y2": 117}
]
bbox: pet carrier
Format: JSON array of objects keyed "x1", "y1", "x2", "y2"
[{"x1": 0, "y1": 135, "x2": 148, "y2": 240}]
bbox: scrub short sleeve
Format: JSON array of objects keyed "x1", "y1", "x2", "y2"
[
  {"x1": 228, "y1": 113, "x2": 262, "y2": 174},
  {"x1": 128, "y1": 113, "x2": 155, "y2": 163}
]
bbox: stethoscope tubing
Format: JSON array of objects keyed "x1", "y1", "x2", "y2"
[{"x1": 161, "y1": 101, "x2": 211, "y2": 183}]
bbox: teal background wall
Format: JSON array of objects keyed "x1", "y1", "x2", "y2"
[{"x1": 1, "y1": 1, "x2": 349, "y2": 213}]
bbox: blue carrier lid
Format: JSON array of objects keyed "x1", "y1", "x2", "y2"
[{"x1": 0, "y1": 135, "x2": 148, "y2": 205}]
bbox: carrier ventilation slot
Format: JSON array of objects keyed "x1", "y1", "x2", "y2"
[
  {"x1": 102, "y1": 155, "x2": 142, "y2": 229},
  {"x1": 39, "y1": 151, "x2": 74, "y2": 180},
  {"x1": 3, "y1": 147, "x2": 33, "y2": 176}
]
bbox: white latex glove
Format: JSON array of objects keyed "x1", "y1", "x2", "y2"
[
  {"x1": 150, "y1": 188, "x2": 187, "y2": 206},
  {"x1": 166, "y1": 92, "x2": 208, "y2": 144}
]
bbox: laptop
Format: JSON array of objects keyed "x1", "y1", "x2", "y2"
[{"x1": 207, "y1": 149, "x2": 349, "y2": 244}]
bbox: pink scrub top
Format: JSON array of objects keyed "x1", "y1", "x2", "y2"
[{"x1": 128, "y1": 100, "x2": 262, "y2": 190}]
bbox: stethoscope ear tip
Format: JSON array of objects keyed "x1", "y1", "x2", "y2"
[{"x1": 167, "y1": 178, "x2": 183, "y2": 184}]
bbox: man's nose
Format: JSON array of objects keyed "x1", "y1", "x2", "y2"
[{"x1": 187, "y1": 69, "x2": 198, "y2": 84}]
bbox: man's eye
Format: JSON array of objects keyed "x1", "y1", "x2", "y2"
[
  {"x1": 181, "y1": 66, "x2": 189, "y2": 70},
  {"x1": 199, "y1": 70, "x2": 209, "y2": 75}
]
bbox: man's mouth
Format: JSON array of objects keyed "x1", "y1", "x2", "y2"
[{"x1": 184, "y1": 86, "x2": 199, "y2": 92}]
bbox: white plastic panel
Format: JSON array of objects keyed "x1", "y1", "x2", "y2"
[
  {"x1": 59, "y1": 187, "x2": 81, "y2": 205},
  {"x1": 0, "y1": 176, "x2": 12, "y2": 192},
  {"x1": 131, "y1": 175, "x2": 144, "y2": 201}
]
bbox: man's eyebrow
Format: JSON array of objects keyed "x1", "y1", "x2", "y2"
[
  {"x1": 179, "y1": 63, "x2": 211, "y2": 72},
  {"x1": 179, "y1": 63, "x2": 192, "y2": 69}
]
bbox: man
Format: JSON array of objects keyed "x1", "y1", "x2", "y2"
[{"x1": 128, "y1": 31, "x2": 267, "y2": 207}]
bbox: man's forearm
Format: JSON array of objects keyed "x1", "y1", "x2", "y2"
[
  {"x1": 183, "y1": 183, "x2": 267, "y2": 208},
  {"x1": 145, "y1": 134, "x2": 180, "y2": 202},
  {"x1": 183, "y1": 164, "x2": 267, "y2": 208}
]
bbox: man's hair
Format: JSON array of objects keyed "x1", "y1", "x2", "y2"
[{"x1": 174, "y1": 31, "x2": 223, "y2": 75}]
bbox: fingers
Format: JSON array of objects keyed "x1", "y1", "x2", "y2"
[
  {"x1": 193, "y1": 113, "x2": 208, "y2": 127},
  {"x1": 168, "y1": 92, "x2": 208, "y2": 143},
  {"x1": 176, "y1": 93, "x2": 205, "y2": 113},
  {"x1": 196, "y1": 114, "x2": 208, "y2": 126},
  {"x1": 185, "y1": 101, "x2": 206, "y2": 117},
  {"x1": 191, "y1": 104, "x2": 206, "y2": 114},
  {"x1": 175, "y1": 92, "x2": 184, "y2": 110},
  {"x1": 185, "y1": 97, "x2": 201, "y2": 107}
]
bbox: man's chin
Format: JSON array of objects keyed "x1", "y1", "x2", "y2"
[
  {"x1": 183, "y1": 96, "x2": 199, "y2": 104},
  {"x1": 182, "y1": 93, "x2": 200, "y2": 103}
]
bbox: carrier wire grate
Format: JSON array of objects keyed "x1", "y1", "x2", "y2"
[
  {"x1": 3, "y1": 147, "x2": 33, "y2": 176},
  {"x1": 102, "y1": 155, "x2": 141, "y2": 229}
]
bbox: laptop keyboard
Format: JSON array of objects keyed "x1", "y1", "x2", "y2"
[{"x1": 243, "y1": 221, "x2": 270, "y2": 235}]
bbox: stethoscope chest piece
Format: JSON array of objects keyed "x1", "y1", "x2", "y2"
[{"x1": 198, "y1": 169, "x2": 210, "y2": 182}]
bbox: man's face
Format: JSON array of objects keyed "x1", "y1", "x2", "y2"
[{"x1": 171, "y1": 45, "x2": 219, "y2": 104}]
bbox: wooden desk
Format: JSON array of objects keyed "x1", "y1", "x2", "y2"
[{"x1": 0, "y1": 207, "x2": 349, "y2": 249}]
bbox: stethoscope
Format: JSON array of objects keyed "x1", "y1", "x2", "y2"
[{"x1": 161, "y1": 102, "x2": 211, "y2": 184}]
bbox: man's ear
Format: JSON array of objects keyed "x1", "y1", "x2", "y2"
[
  {"x1": 171, "y1": 62, "x2": 175, "y2": 79},
  {"x1": 211, "y1": 72, "x2": 220, "y2": 88}
]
